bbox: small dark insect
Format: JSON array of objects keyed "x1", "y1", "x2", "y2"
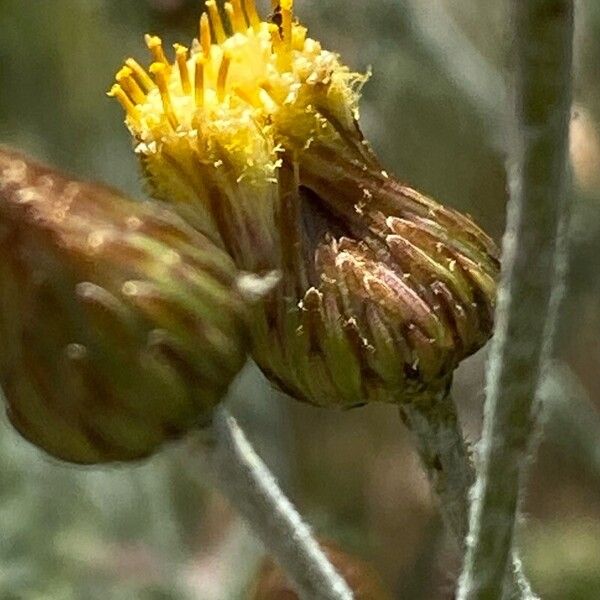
[{"x1": 269, "y1": 5, "x2": 283, "y2": 35}]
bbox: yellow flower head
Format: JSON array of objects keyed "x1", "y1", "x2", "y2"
[
  {"x1": 111, "y1": 1, "x2": 500, "y2": 409},
  {"x1": 111, "y1": 0, "x2": 366, "y2": 270}
]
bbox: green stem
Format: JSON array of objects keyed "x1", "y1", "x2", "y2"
[
  {"x1": 400, "y1": 390, "x2": 536, "y2": 599},
  {"x1": 201, "y1": 407, "x2": 354, "y2": 600},
  {"x1": 456, "y1": 1, "x2": 574, "y2": 598},
  {"x1": 400, "y1": 389, "x2": 473, "y2": 543}
]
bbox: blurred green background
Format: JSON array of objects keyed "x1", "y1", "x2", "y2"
[{"x1": 1, "y1": 1, "x2": 600, "y2": 598}]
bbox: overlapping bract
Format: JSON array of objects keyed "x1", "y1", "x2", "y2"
[
  {"x1": 251, "y1": 155, "x2": 498, "y2": 407},
  {"x1": 0, "y1": 148, "x2": 249, "y2": 463},
  {"x1": 112, "y1": 0, "x2": 499, "y2": 408},
  {"x1": 0, "y1": 1, "x2": 500, "y2": 463}
]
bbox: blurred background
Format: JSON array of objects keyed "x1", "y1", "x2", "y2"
[{"x1": 1, "y1": 1, "x2": 599, "y2": 598}]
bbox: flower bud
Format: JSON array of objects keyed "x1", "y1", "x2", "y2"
[
  {"x1": 0, "y1": 148, "x2": 250, "y2": 464},
  {"x1": 251, "y1": 153, "x2": 499, "y2": 407},
  {"x1": 111, "y1": 1, "x2": 500, "y2": 408}
]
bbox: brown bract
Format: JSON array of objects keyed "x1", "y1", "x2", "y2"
[{"x1": 251, "y1": 141, "x2": 499, "y2": 407}]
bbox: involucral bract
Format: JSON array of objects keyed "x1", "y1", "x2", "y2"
[{"x1": 111, "y1": 0, "x2": 500, "y2": 408}]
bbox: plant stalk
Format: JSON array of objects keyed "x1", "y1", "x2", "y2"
[
  {"x1": 400, "y1": 390, "x2": 537, "y2": 599},
  {"x1": 200, "y1": 407, "x2": 354, "y2": 600},
  {"x1": 456, "y1": 1, "x2": 574, "y2": 598}
]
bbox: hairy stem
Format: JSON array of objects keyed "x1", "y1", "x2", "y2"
[
  {"x1": 456, "y1": 2, "x2": 574, "y2": 599},
  {"x1": 400, "y1": 390, "x2": 536, "y2": 599},
  {"x1": 400, "y1": 389, "x2": 473, "y2": 543},
  {"x1": 200, "y1": 407, "x2": 354, "y2": 600}
]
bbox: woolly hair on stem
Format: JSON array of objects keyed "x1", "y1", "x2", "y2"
[
  {"x1": 457, "y1": 1, "x2": 574, "y2": 598},
  {"x1": 400, "y1": 390, "x2": 536, "y2": 599},
  {"x1": 200, "y1": 407, "x2": 354, "y2": 600}
]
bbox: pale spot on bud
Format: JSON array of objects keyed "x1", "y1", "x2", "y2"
[
  {"x1": 0, "y1": 159, "x2": 27, "y2": 188},
  {"x1": 87, "y1": 231, "x2": 106, "y2": 250},
  {"x1": 66, "y1": 343, "x2": 88, "y2": 361}
]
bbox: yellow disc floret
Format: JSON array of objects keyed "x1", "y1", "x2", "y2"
[
  {"x1": 110, "y1": 0, "x2": 366, "y2": 194},
  {"x1": 110, "y1": 1, "x2": 370, "y2": 274}
]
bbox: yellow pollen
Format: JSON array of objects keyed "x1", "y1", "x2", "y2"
[
  {"x1": 174, "y1": 44, "x2": 192, "y2": 94},
  {"x1": 243, "y1": 0, "x2": 260, "y2": 30},
  {"x1": 149, "y1": 62, "x2": 178, "y2": 128},
  {"x1": 206, "y1": 1, "x2": 226, "y2": 44},
  {"x1": 116, "y1": 67, "x2": 147, "y2": 104},
  {"x1": 195, "y1": 54, "x2": 206, "y2": 107},
  {"x1": 125, "y1": 58, "x2": 154, "y2": 93},
  {"x1": 145, "y1": 34, "x2": 170, "y2": 69},
  {"x1": 217, "y1": 53, "x2": 232, "y2": 102},
  {"x1": 199, "y1": 12, "x2": 212, "y2": 57},
  {"x1": 108, "y1": 84, "x2": 139, "y2": 123}
]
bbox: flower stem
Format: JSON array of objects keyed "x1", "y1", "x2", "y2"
[
  {"x1": 200, "y1": 407, "x2": 354, "y2": 600},
  {"x1": 456, "y1": 1, "x2": 574, "y2": 598},
  {"x1": 400, "y1": 389, "x2": 473, "y2": 543},
  {"x1": 400, "y1": 390, "x2": 536, "y2": 599}
]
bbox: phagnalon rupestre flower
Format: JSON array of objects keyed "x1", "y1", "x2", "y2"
[
  {"x1": 0, "y1": 148, "x2": 252, "y2": 463},
  {"x1": 110, "y1": 0, "x2": 500, "y2": 408}
]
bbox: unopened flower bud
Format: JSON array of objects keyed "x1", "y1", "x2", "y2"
[
  {"x1": 251, "y1": 143, "x2": 499, "y2": 406},
  {"x1": 0, "y1": 148, "x2": 250, "y2": 464},
  {"x1": 112, "y1": 1, "x2": 499, "y2": 408}
]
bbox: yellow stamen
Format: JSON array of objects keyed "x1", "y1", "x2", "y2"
[
  {"x1": 125, "y1": 58, "x2": 155, "y2": 93},
  {"x1": 269, "y1": 22, "x2": 291, "y2": 71},
  {"x1": 260, "y1": 81, "x2": 281, "y2": 102},
  {"x1": 116, "y1": 67, "x2": 147, "y2": 104},
  {"x1": 108, "y1": 84, "x2": 139, "y2": 123},
  {"x1": 233, "y1": 85, "x2": 261, "y2": 108},
  {"x1": 145, "y1": 34, "x2": 170, "y2": 69},
  {"x1": 232, "y1": 0, "x2": 248, "y2": 32},
  {"x1": 258, "y1": 85, "x2": 279, "y2": 113},
  {"x1": 281, "y1": 4, "x2": 292, "y2": 49},
  {"x1": 217, "y1": 53, "x2": 232, "y2": 102},
  {"x1": 149, "y1": 62, "x2": 178, "y2": 128},
  {"x1": 195, "y1": 55, "x2": 206, "y2": 107},
  {"x1": 206, "y1": 1, "x2": 226, "y2": 44},
  {"x1": 199, "y1": 12, "x2": 212, "y2": 57},
  {"x1": 243, "y1": 0, "x2": 261, "y2": 30},
  {"x1": 269, "y1": 23, "x2": 284, "y2": 55},
  {"x1": 174, "y1": 44, "x2": 192, "y2": 94},
  {"x1": 292, "y1": 25, "x2": 307, "y2": 51},
  {"x1": 224, "y1": 4, "x2": 235, "y2": 32}
]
